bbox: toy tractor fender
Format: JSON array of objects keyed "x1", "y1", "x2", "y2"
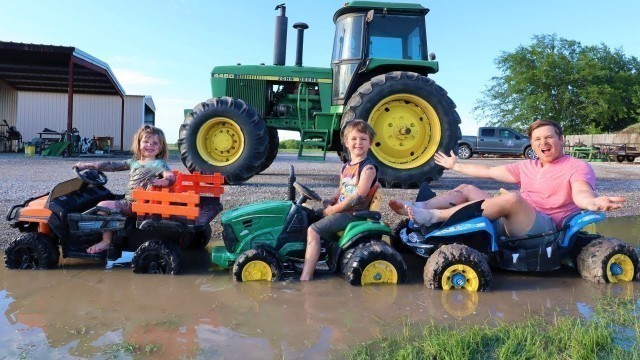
[
  {"x1": 559, "y1": 211, "x2": 606, "y2": 248},
  {"x1": 337, "y1": 222, "x2": 391, "y2": 250}
]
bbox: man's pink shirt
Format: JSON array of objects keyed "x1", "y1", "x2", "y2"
[{"x1": 505, "y1": 155, "x2": 596, "y2": 227}]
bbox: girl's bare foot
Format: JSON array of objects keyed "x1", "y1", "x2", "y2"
[
  {"x1": 407, "y1": 206, "x2": 438, "y2": 226},
  {"x1": 87, "y1": 240, "x2": 110, "y2": 254},
  {"x1": 389, "y1": 199, "x2": 411, "y2": 215}
]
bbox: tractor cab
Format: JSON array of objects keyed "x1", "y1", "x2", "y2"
[{"x1": 331, "y1": 1, "x2": 438, "y2": 104}]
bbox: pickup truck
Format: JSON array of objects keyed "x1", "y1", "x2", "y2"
[{"x1": 457, "y1": 127, "x2": 536, "y2": 159}]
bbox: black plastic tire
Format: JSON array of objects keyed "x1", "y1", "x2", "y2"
[
  {"x1": 389, "y1": 219, "x2": 412, "y2": 254},
  {"x1": 178, "y1": 97, "x2": 268, "y2": 184},
  {"x1": 340, "y1": 240, "x2": 386, "y2": 277},
  {"x1": 187, "y1": 225, "x2": 212, "y2": 250},
  {"x1": 132, "y1": 240, "x2": 182, "y2": 275},
  {"x1": 576, "y1": 237, "x2": 638, "y2": 283},
  {"x1": 342, "y1": 71, "x2": 461, "y2": 189},
  {"x1": 524, "y1": 146, "x2": 537, "y2": 160},
  {"x1": 5, "y1": 233, "x2": 59, "y2": 270},
  {"x1": 424, "y1": 244, "x2": 491, "y2": 291},
  {"x1": 258, "y1": 127, "x2": 280, "y2": 174},
  {"x1": 344, "y1": 241, "x2": 408, "y2": 286},
  {"x1": 457, "y1": 144, "x2": 472, "y2": 159},
  {"x1": 232, "y1": 248, "x2": 282, "y2": 282}
]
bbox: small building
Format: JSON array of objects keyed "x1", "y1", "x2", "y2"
[{"x1": 0, "y1": 41, "x2": 155, "y2": 152}]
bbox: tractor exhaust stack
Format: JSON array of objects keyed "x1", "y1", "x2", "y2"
[
  {"x1": 273, "y1": 4, "x2": 287, "y2": 66},
  {"x1": 293, "y1": 22, "x2": 308, "y2": 67}
]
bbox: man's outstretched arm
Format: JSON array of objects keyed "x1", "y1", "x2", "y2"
[{"x1": 572, "y1": 180, "x2": 625, "y2": 211}]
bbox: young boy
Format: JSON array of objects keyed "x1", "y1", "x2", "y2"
[{"x1": 300, "y1": 119, "x2": 378, "y2": 281}]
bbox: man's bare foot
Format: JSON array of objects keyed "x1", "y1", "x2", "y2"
[
  {"x1": 407, "y1": 206, "x2": 438, "y2": 226},
  {"x1": 389, "y1": 199, "x2": 411, "y2": 215},
  {"x1": 87, "y1": 240, "x2": 110, "y2": 254}
]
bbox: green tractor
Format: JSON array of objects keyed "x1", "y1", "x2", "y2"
[{"x1": 178, "y1": 1, "x2": 461, "y2": 188}]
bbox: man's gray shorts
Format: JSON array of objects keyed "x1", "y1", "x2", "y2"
[{"x1": 498, "y1": 210, "x2": 557, "y2": 242}]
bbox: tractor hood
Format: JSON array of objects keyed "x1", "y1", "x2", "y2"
[{"x1": 220, "y1": 200, "x2": 292, "y2": 225}]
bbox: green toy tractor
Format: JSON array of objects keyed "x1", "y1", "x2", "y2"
[
  {"x1": 211, "y1": 166, "x2": 408, "y2": 285},
  {"x1": 178, "y1": 1, "x2": 461, "y2": 188}
]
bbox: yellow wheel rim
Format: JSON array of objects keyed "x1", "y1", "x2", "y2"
[
  {"x1": 241, "y1": 260, "x2": 272, "y2": 282},
  {"x1": 606, "y1": 254, "x2": 635, "y2": 282},
  {"x1": 196, "y1": 117, "x2": 245, "y2": 166},
  {"x1": 368, "y1": 94, "x2": 441, "y2": 169},
  {"x1": 441, "y1": 289, "x2": 479, "y2": 318},
  {"x1": 361, "y1": 260, "x2": 398, "y2": 285},
  {"x1": 442, "y1": 264, "x2": 480, "y2": 291}
]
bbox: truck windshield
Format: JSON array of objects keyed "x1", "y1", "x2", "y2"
[
  {"x1": 332, "y1": 14, "x2": 364, "y2": 62},
  {"x1": 369, "y1": 14, "x2": 426, "y2": 60}
]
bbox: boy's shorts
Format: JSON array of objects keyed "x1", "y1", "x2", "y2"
[
  {"x1": 310, "y1": 213, "x2": 360, "y2": 241},
  {"x1": 113, "y1": 199, "x2": 134, "y2": 217},
  {"x1": 497, "y1": 210, "x2": 557, "y2": 242}
]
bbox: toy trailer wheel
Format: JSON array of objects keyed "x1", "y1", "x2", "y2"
[
  {"x1": 187, "y1": 225, "x2": 212, "y2": 250},
  {"x1": 178, "y1": 97, "x2": 268, "y2": 184},
  {"x1": 344, "y1": 241, "x2": 408, "y2": 286},
  {"x1": 232, "y1": 248, "x2": 282, "y2": 282},
  {"x1": 423, "y1": 244, "x2": 491, "y2": 291},
  {"x1": 576, "y1": 237, "x2": 638, "y2": 283},
  {"x1": 342, "y1": 71, "x2": 461, "y2": 189},
  {"x1": 5, "y1": 233, "x2": 59, "y2": 270},
  {"x1": 132, "y1": 240, "x2": 182, "y2": 275}
]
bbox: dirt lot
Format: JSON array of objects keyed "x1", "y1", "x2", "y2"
[{"x1": 1, "y1": 152, "x2": 639, "y2": 249}]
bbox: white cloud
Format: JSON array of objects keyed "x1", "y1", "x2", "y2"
[{"x1": 112, "y1": 68, "x2": 170, "y2": 86}]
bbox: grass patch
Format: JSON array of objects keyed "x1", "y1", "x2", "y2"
[{"x1": 347, "y1": 296, "x2": 640, "y2": 360}]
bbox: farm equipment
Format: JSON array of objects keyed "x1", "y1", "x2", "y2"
[
  {"x1": 391, "y1": 189, "x2": 639, "y2": 291},
  {"x1": 178, "y1": 1, "x2": 461, "y2": 188},
  {"x1": 211, "y1": 166, "x2": 408, "y2": 285},
  {"x1": 5, "y1": 168, "x2": 224, "y2": 274}
]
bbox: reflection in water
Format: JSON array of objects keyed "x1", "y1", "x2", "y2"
[
  {"x1": 596, "y1": 216, "x2": 640, "y2": 248},
  {"x1": 1, "y1": 216, "x2": 639, "y2": 359}
]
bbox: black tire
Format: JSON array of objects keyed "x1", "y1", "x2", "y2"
[
  {"x1": 457, "y1": 144, "x2": 472, "y2": 159},
  {"x1": 5, "y1": 233, "x2": 59, "y2": 270},
  {"x1": 390, "y1": 219, "x2": 412, "y2": 254},
  {"x1": 340, "y1": 239, "x2": 386, "y2": 277},
  {"x1": 424, "y1": 244, "x2": 491, "y2": 291},
  {"x1": 187, "y1": 225, "x2": 212, "y2": 250},
  {"x1": 232, "y1": 248, "x2": 282, "y2": 282},
  {"x1": 336, "y1": 149, "x2": 350, "y2": 163},
  {"x1": 344, "y1": 241, "x2": 408, "y2": 286},
  {"x1": 616, "y1": 155, "x2": 625, "y2": 163},
  {"x1": 524, "y1": 146, "x2": 537, "y2": 160},
  {"x1": 178, "y1": 97, "x2": 268, "y2": 184},
  {"x1": 576, "y1": 237, "x2": 638, "y2": 284},
  {"x1": 342, "y1": 71, "x2": 461, "y2": 189},
  {"x1": 257, "y1": 127, "x2": 280, "y2": 174},
  {"x1": 626, "y1": 156, "x2": 635, "y2": 163},
  {"x1": 132, "y1": 240, "x2": 182, "y2": 275}
]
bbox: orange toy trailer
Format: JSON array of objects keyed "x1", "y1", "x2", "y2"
[{"x1": 5, "y1": 168, "x2": 224, "y2": 274}]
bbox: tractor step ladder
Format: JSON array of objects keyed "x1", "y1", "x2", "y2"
[{"x1": 297, "y1": 129, "x2": 329, "y2": 161}]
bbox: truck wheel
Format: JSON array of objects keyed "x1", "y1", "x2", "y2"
[
  {"x1": 344, "y1": 241, "x2": 408, "y2": 286},
  {"x1": 258, "y1": 127, "x2": 279, "y2": 174},
  {"x1": 524, "y1": 146, "x2": 537, "y2": 160},
  {"x1": 232, "y1": 248, "x2": 282, "y2": 282},
  {"x1": 424, "y1": 244, "x2": 491, "y2": 291},
  {"x1": 132, "y1": 240, "x2": 182, "y2": 275},
  {"x1": 457, "y1": 144, "x2": 472, "y2": 159},
  {"x1": 178, "y1": 97, "x2": 268, "y2": 184},
  {"x1": 576, "y1": 237, "x2": 638, "y2": 283},
  {"x1": 616, "y1": 155, "x2": 625, "y2": 163},
  {"x1": 342, "y1": 71, "x2": 461, "y2": 188},
  {"x1": 5, "y1": 233, "x2": 59, "y2": 270},
  {"x1": 626, "y1": 156, "x2": 635, "y2": 163}
]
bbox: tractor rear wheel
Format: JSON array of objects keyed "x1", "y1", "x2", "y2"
[
  {"x1": 178, "y1": 97, "x2": 268, "y2": 184},
  {"x1": 132, "y1": 240, "x2": 182, "y2": 275},
  {"x1": 342, "y1": 71, "x2": 461, "y2": 188},
  {"x1": 233, "y1": 248, "x2": 282, "y2": 282},
  {"x1": 5, "y1": 233, "x2": 59, "y2": 270},
  {"x1": 344, "y1": 241, "x2": 408, "y2": 286},
  {"x1": 258, "y1": 127, "x2": 279, "y2": 174},
  {"x1": 423, "y1": 244, "x2": 491, "y2": 291},
  {"x1": 576, "y1": 237, "x2": 638, "y2": 283}
]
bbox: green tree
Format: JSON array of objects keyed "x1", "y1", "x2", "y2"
[{"x1": 474, "y1": 34, "x2": 640, "y2": 134}]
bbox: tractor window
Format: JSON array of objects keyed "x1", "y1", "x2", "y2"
[
  {"x1": 332, "y1": 14, "x2": 365, "y2": 61},
  {"x1": 369, "y1": 14, "x2": 426, "y2": 60}
]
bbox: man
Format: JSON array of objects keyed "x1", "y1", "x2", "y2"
[{"x1": 389, "y1": 119, "x2": 624, "y2": 239}]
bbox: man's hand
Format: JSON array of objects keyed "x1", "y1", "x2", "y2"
[
  {"x1": 434, "y1": 150, "x2": 457, "y2": 170},
  {"x1": 585, "y1": 196, "x2": 625, "y2": 211}
]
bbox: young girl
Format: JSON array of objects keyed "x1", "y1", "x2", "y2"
[
  {"x1": 75, "y1": 125, "x2": 176, "y2": 253},
  {"x1": 300, "y1": 119, "x2": 378, "y2": 281}
]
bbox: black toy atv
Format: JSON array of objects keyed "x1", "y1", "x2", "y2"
[{"x1": 5, "y1": 168, "x2": 224, "y2": 274}]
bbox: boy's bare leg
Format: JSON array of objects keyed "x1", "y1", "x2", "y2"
[
  {"x1": 407, "y1": 192, "x2": 538, "y2": 237},
  {"x1": 300, "y1": 229, "x2": 321, "y2": 281}
]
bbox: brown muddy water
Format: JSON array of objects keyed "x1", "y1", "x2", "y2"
[{"x1": 1, "y1": 217, "x2": 639, "y2": 359}]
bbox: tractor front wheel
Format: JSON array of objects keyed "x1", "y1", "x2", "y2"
[
  {"x1": 576, "y1": 237, "x2": 638, "y2": 283},
  {"x1": 258, "y1": 127, "x2": 279, "y2": 174},
  {"x1": 132, "y1": 240, "x2": 182, "y2": 275},
  {"x1": 423, "y1": 244, "x2": 491, "y2": 291},
  {"x1": 233, "y1": 248, "x2": 282, "y2": 282},
  {"x1": 5, "y1": 233, "x2": 59, "y2": 270},
  {"x1": 344, "y1": 241, "x2": 408, "y2": 286},
  {"x1": 178, "y1": 97, "x2": 268, "y2": 184},
  {"x1": 342, "y1": 71, "x2": 461, "y2": 188}
]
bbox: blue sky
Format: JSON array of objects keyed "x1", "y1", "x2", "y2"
[{"x1": 1, "y1": 0, "x2": 638, "y2": 143}]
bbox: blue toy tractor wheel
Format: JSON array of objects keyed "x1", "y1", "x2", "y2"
[
  {"x1": 576, "y1": 237, "x2": 638, "y2": 283},
  {"x1": 423, "y1": 244, "x2": 491, "y2": 291}
]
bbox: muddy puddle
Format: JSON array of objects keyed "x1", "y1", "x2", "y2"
[{"x1": 1, "y1": 216, "x2": 638, "y2": 359}]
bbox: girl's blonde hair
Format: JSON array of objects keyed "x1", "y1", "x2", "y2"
[{"x1": 131, "y1": 124, "x2": 168, "y2": 160}]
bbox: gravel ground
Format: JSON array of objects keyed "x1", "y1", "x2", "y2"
[{"x1": 1, "y1": 152, "x2": 639, "y2": 249}]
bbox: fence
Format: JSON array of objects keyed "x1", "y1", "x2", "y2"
[{"x1": 564, "y1": 133, "x2": 640, "y2": 147}]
